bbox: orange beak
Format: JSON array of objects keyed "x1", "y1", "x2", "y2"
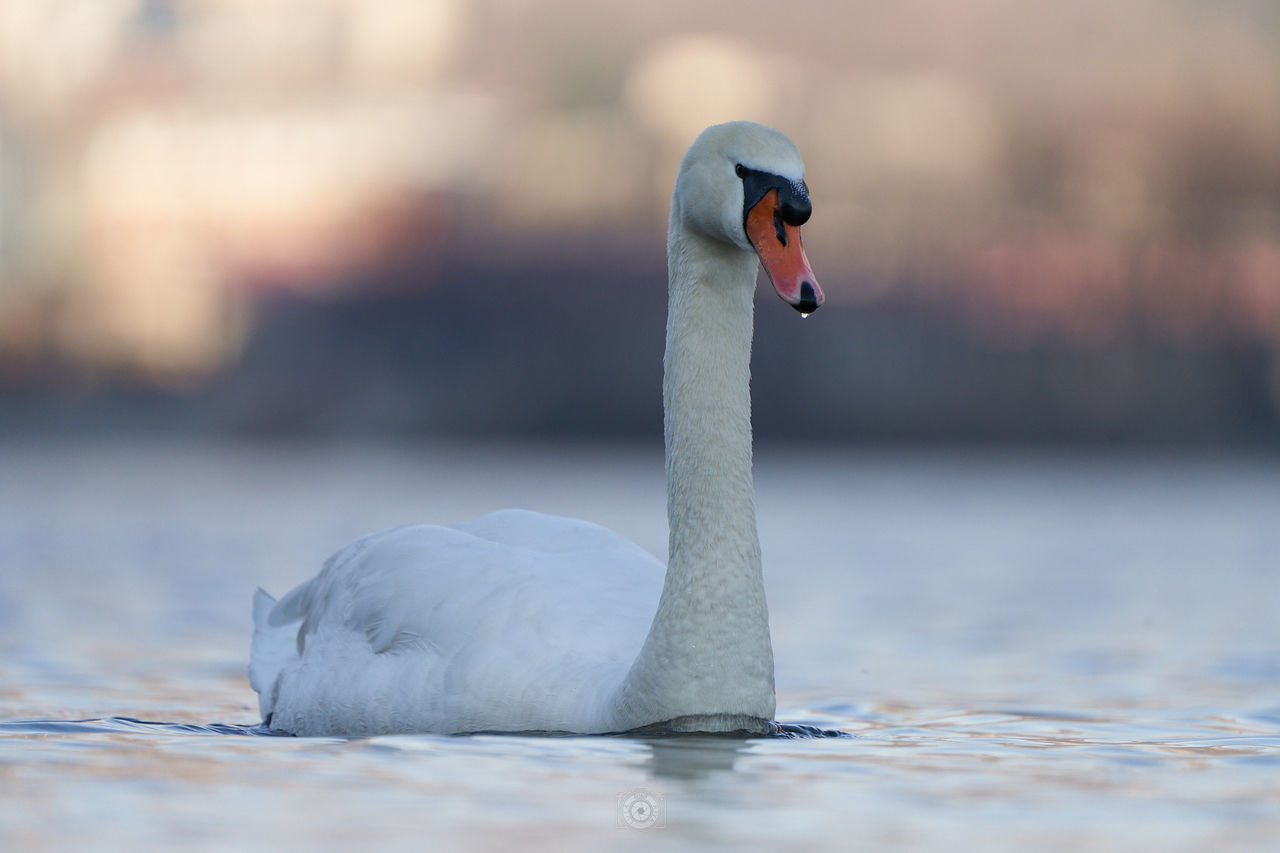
[{"x1": 745, "y1": 188, "x2": 823, "y2": 314}]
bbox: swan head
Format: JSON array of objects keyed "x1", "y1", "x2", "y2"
[{"x1": 674, "y1": 121, "x2": 824, "y2": 314}]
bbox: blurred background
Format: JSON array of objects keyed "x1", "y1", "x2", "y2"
[
  {"x1": 2, "y1": 0, "x2": 1279, "y2": 444},
  {"x1": 5, "y1": 10, "x2": 1280, "y2": 844}
]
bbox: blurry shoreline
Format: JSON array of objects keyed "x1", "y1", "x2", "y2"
[
  {"x1": 2, "y1": 1, "x2": 1278, "y2": 447},
  {"x1": 4, "y1": 233, "x2": 1277, "y2": 448}
]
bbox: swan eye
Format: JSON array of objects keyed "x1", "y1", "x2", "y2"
[{"x1": 734, "y1": 163, "x2": 747, "y2": 178}]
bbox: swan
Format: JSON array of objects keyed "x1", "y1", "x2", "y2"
[{"x1": 249, "y1": 121, "x2": 824, "y2": 736}]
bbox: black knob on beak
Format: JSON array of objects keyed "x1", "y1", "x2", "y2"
[{"x1": 779, "y1": 193, "x2": 811, "y2": 227}]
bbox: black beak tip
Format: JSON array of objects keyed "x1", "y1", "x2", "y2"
[{"x1": 794, "y1": 281, "x2": 820, "y2": 314}]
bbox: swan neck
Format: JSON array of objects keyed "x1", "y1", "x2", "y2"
[
  {"x1": 663, "y1": 229, "x2": 760, "y2": 567},
  {"x1": 611, "y1": 208, "x2": 775, "y2": 730}
]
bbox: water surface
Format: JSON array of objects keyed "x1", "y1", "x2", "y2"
[{"x1": 2, "y1": 440, "x2": 1278, "y2": 850}]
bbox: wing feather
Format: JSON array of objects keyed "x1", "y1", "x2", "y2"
[{"x1": 251, "y1": 510, "x2": 665, "y2": 733}]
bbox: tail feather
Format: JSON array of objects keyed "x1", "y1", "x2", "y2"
[{"x1": 249, "y1": 588, "x2": 297, "y2": 720}]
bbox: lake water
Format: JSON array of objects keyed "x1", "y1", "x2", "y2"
[{"x1": 2, "y1": 439, "x2": 1278, "y2": 850}]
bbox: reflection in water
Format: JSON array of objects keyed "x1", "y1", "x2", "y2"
[
  {"x1": 0, "y1": 717, "x2": 279, "y2": 737},
  {"x1": 643, "y1": 736, "x2": 748, "y2": 780},
  {"x1": 631, "y1": 721, "x2": 851, "y2": 781},
  {"x1": 1, "y1": 704, "x2": 1279, "y2": 849}
]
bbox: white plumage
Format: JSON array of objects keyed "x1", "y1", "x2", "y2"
[
  {"x1": 250, "y1": 121, "x2": 822, "y2": 735},
  {"x1": 252, "y1": 511, "x2": 662, "y2": 734}
]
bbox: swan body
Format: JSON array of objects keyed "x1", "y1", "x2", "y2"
[{"x1": 251, "y1": 121, "x2": 823, "y2": 735}]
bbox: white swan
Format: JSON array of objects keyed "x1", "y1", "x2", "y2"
[{"x1": 250, "y1": 121, "x2": 824, "y2": 736}]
